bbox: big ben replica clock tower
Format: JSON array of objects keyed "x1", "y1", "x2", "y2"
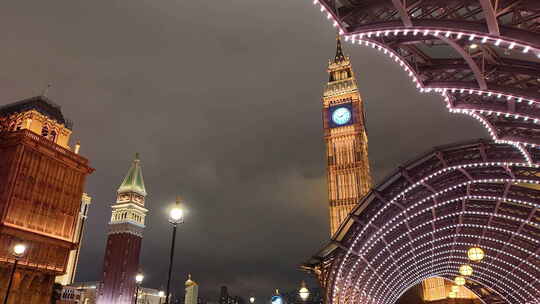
[{"x1": 323, "y1": 36, "x2": 372, "y2": 235}]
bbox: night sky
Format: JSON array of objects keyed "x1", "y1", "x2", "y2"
[{"x1": 1, "y1": 0, "x2": 485, "y2": 302}]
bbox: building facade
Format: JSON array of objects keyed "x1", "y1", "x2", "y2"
[
  {"x1": 184, "y1": 275, "x2": 198, "y2": 304},
  {"x1": 0, "y1": 96, "x2": 93, "y2": 304},
  {"x1": 96, "y1": 155, "x2": 148, "y2": 304},
  {"x1": 218, "y1": 286, "x2": 244, "y2": 304},
  {"x1": 56, "y1": 193, "x2": 93, "y2": 285},
  {"x1": 322, "y1": 36, "x2": 372, "y2": 235},
  {"x1": 60, "y1": 282, "x2": 164, "y2": 304},
  {"x1": 421, "y1": 277, "x2": 480, "y2": 303}
]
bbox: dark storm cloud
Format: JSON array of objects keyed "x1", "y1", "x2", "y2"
[{"x1": 0, "y1": 0, "x2": 484, "y2": 301}]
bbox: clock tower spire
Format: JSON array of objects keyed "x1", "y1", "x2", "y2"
[{"x1": 323, "y1": 35, "x2": 372, "y2": 235}]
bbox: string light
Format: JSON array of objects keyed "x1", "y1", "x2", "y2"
[{"x1": 308, "y1": 3, "x2": 540, "y2": 304}]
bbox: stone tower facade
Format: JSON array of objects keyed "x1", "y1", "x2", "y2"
[
  {"x1": 323, "y1": 36, "x2": 372, "y2": 235},
  {"x1": 0, "y1": 96, "x2": 93, "y2": 303},
  {"x1": 97, "y1": 155, "x2": 147, "y2": 304}
]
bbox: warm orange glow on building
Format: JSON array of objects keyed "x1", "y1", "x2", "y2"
[
  {"x1": 422, "y1": 278, "x2": 479, "y2": 302},
  {"x1": 0, "y1": 96, "x2": 93, "y2": 303},
  {"x1": 323, "y1": 36, "x2": 372, "y2": 235}
]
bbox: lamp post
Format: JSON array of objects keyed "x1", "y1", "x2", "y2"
[
  {"x1": 299, "y1": 281, "x2": 310, "y2": 302},
  {"x1": 134, "y1": 272, "x2": 144, "y2": 304},
  {"x1": 3, "y1": 243, "x2": 27, "y2": 304},
  {"x1": 165, "y1": 196, "x2": 184, "y2": 304}
]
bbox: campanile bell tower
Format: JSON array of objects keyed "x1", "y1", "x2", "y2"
[
  {"x1": 97, "y1": 154, "x2": 148, "y2": 304},
  {"x1": 323, "y1": 36, "x2": 372, "y2": 235}
]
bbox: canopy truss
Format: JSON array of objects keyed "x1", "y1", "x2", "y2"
[
  {"x1": 311, "y1": 0, "x2": 540, "y2": 161},
  {"x1": 305, "y1": 140, "x2": 540, "y2": 304}
]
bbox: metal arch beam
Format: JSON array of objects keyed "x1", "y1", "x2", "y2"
[
  {"x1": 391, "y1": 0, "x2": 412, "y2": 27},
  {"x1": 439, "y1": 36, "x2": 488, "y2": 89},
  {"x1": 478, "y1": 0, "x2": 501, "y2": 35},
  {"x1": 347, "y1": 19, "x2": 540, "y2": 46}
]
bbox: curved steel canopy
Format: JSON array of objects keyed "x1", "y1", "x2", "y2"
[
  {"x1": 306, "y1": 140, "x2": 540, "y2": 304},
  {"x1": 311, "y1": 0, "x2": 540, "y2": 162}
]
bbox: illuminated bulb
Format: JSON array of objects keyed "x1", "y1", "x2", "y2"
[
  {"x1": 170, "y1": 207, "x2": 184, "y2": 222},
  {"x1": 135, "y1": 272, "x2": 144, "y2": 284},
  {"x1": 250, "y1": 297, "x2": 255, "y2": 303},
  {"x1": 448, "y1": 291, "x2": 457, "y2": 299},
  {"x1": 451, "y1": 285, "x2": 460, "y2": 293},
  {"x1": 454, "y1": 276, "x2": 466, "y2": 286},
  {"x1": 459, "y1": 264, "x2": 473, "y2": 276},
  {"x1": 470, "y1": 43, "x2": 478, "y2": 49},
  {"x1": 468, "y1": 247, "x2": 485, "y2": 262},
  {"x1": 299, "y1": 281, "x2": 310, "y2": 301},
  {"x1": 12, "y1": 243, "x2": 27, "y2": 257}
]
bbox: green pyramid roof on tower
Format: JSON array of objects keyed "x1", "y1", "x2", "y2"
[{"x1": 117, "y1": 153, "x2": 147, "y2": 196}]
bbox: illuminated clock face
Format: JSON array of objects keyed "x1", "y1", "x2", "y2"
[{"x1": 332, "y1": 107, "x2": 352, "y2": 125}]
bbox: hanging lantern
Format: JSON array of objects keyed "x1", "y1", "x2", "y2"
[
  {"x1": 451, "y1": 285, "x2": 460, "y2": 293},
  {"x1": 454, "y1": 276, "x2": 466, "y2": 286},
  {"x1": 459, "y1": 264, "x2": 473, "y2": 276},
  {"x1": 298, "y1": 281, "x2": 310, "y2": 301},
  {"x1": 448, "y1": 291, "x2": 457, "y2": 299},
  {"x1": 467, "y1": 247, "x2": 485, "y2": 262}
]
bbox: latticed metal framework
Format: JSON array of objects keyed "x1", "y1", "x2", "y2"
[
  {"x1": 305, "y1": 140, "x2": 540, "y2": 304},
  {"x1": 310, "y1": 0, "x2": 540, "y2": 164}
]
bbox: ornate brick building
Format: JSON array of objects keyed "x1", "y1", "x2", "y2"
[
  {"x1": 0, "y1": 96, "x2": 93, "y2": 303},
  {"x1": 322, "y1": 36, "x2": 372, "y2": 235},
  {"x1": 97, "y1": 155, "x2": 147, "y2": 304}
]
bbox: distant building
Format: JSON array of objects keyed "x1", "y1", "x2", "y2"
[
  {"x1": 219, "y1": 286, "x2": 230, "y2": 304},
  {"x1": 281, "y1": 286, "x2": 323, "y2": 304},
  {"x1": 56, "y1": 193, "x2": 93, "y2": 285},
  {"x1": 185, "y1": 275, "x2": 199, "y2": 304},
  {"x1": 218, "y1": 286, "x2": 244, "y2": 304},
  {"x1": 59, "y1": 281, "x2": 99, "y2": 304},
  {"x1": 422, "y1": 277, "x2": 481, "y2": 303},
  {"x1": 60, "y1": 282, "x2": 165, "y2": 304}
]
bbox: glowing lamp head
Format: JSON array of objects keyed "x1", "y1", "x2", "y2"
[
  {"x1": 454, "y1": 276, "x2": 466, "y2": 286},
  {"x1": 299, "y1": 281, "x2": 309, "y2": 301},
  {"x1": 459, "y1": 264, "x2": 473, "y2": 276},
  {"x1": 169, "y1": 207, "x2": 183, "y2": 222},
  {"x1": 135, "y1": 273, "x2": 144, "y2": 284},
  {"x1": 12, "y1": 243, "x2": 27, "y2": 257},
  {"x1": 249, "y1": 297, "x2": 255, "y2": 304},
  {"x1": 169, "y1": 196, "x2": 185, "y2": 224},
  {"x1": 451, "y1": 285, "x2": 460, "y2": 293},
  {"x1": 468, "y1": 247, "x2": 485, "y2": 262},
  {"x1": 448, "y1": 291, "x2": 457, "y2": 299},
  {"x1": 159, "y1": 291, "x2": 165, "y2": 297}
]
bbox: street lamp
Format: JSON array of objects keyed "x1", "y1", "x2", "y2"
[
  {"x1": 159, "y1": 290, "x2": 165, "y2": 304},
  {"x1": 3, "y1": 243, "x2": 27, "y2": 304},
  {"x1": 165, "y1": 196, "x2": 184, "y2": 304},
  {"x1": 299, "y1": 281, "x2": 310, "y2": 301},
  {"x1": 134, "y1": 272, "x2": 144, "y2": 304}
]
